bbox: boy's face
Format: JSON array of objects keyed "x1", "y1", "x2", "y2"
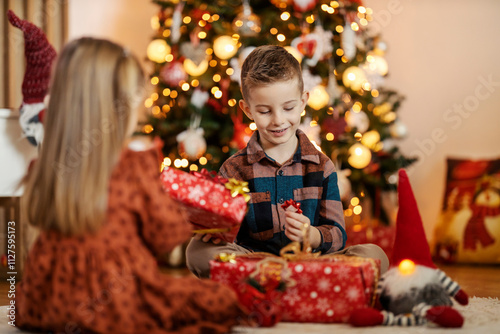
[{"x1": 240, "y1": 78, "x2": 309, "y2": 152}]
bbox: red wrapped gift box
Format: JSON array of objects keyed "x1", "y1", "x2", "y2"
[
  {"x1": 345, "y1": 224, "x2": 395, "y2": 260},
  {"x1": 160, "y1": 167, "x2": 247, "y2": 242},
  {"x1": 210, "y1": 255, "x2": 380, "y2": 323}
]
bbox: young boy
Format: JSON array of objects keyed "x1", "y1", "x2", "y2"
[{"x1": 186, "y1": 45, "x2": 389, "y2": 278}]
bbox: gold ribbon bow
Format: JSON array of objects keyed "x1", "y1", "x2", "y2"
[{"x1": 224, "y1": 178, "x2": 250, "y2": 202}]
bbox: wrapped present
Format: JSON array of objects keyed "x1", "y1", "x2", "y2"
[
  {"x1": 345, "y1": 223, "x2": 395, "y2": 260},
  {"x1": 160, "y1": 167, "x2": 248, "y2": 242},
  {"x1": 210, "y1": 241, "x2": 380, "y2": 323}
]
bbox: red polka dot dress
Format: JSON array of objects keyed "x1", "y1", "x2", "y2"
[{"x1": 15, "y1": 147, "x2": 247, "y2": 333}]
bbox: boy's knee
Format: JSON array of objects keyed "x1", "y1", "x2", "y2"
[{"x1": 345, "y1": 243, "x2": 390, "y2": 274}]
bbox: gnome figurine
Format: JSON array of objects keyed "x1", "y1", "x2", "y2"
[
  {"x1": 7, "y1": 10, "x2": 57, "y2": 146},
  {"x1": 349, "y1": 169, "x2": 469, "y2": 328}
]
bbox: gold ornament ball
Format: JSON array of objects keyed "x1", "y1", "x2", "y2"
[
  {"x1": 360, "y1": 130, "x2": 380, "y2": 149},
  {"x1": 213, "y1": 36, "x2": 239, "y2": 60},
  {"x1": 183, "y1": 58, "x2": 209, "y2": 77},
  {"x1": 348, "y1": 143, "x2": 372, "y2": 169},
  {"x1": 308, "y1": 85, "x2": 330, "y2": 110},
  {"x1": 147, "y1": 39, "x2": 171, "y2": 63},
  {"x1": 342, "y1": 66, "x2": 367, "y2": 91}
]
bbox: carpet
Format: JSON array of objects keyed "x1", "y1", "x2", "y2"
[{"x1": 1, "y1": 297, "x2": 499, "y2": 333}]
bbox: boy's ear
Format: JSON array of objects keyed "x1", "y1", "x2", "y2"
[
  {"x1": 300, "y1": 91, "x2": 310, "y2": 110},
  {"x1": 239, "y1": 99, "x2": 253, "y2": 120}
]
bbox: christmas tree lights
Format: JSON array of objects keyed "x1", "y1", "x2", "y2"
[{"x1": 145, "y1": 0, "x2": 416, "y2": 223}]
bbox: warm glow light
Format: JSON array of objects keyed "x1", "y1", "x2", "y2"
[
  {"x1": 181, "y1": 83, "x2": 190, "y2": 91},
  {"x1": 281, "y1": 12, "x2": 290, "y2": 20},
  {"x1": 213, "y1": 35, "x2": 239, "y2": 59},
  {"x1": 143, "y1": 124, "x2": 154, "y2": 134},
  {"x1": 361, "y1": 130, "x2": 381, "y2": 149},
  {"x1": 151, "y1": 77, "x2": 159, "y2": 85},
  {"x1": 277, "y1": 34, "x2": 286, "y2": 42},
  {"x1": 163, "y1": 88, "x2": 171, "y2": 96},
  {"x1": 326, "y1": 133, "x2": 334, "y2": 141},
  {"x1": 147, "y1": 39, "x2": 171, "y2": 63},
  {"x1": 213, "y1": 74, "x2": 221, "y2": 82},
  {"x1": 308, "y1": 85, "x2": 330, "y2": 110},
  {"x1": 228, "y1": 99, "x2": 237, "y2": 107},
  {"x1": 342, "y1": 66, "x2": 367, "y2": 91},
  {"x1": 214, "y1": 90, "x2": 223, "y2": 99},
  {"x1": 398, "y1": 259, "x2": 416, "y2": 275},
  {"x1": 190, "y1": 164, "x2": 199, "y2": 171},
  {"x1": 181, "y1": 159, "x2": 189, "y2": 168},
  {"x1": 348, "y1": 143, "x2": 372, "y2": 169},
  {"x1": 249, "y1": 123, "x2": 257, "y2": 131},
  {"x1": 199, "y1": 157, "x2": 208, "y2": 165},
  {"x1": 270, "y1": 28, "x2": 278, "y2": 35},
  {"x1": 163, "y1": 157, "x2": 172, "y2": 167},
  {"x1": 353, "y1": 205, "x2": 362, "y2": 215},
  {"x1": 351, "y1": 197, "x2": 360, "y2": 206},
  {"x1": 336, "y1": 25, "x2": 344, "y2": 33},
  {"x1": 144, "y1": 98, "x2": 153, "y2": 108},
  {"x1": 198, "y1": 31, "x2": 207, "y2": 39}
]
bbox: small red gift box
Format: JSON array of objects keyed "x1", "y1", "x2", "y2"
[
  {"x1": 160, "y1": 167, "x2": 248, "y2": 242},
  {"x1": 210, "y1": 255, "x2": 380, "y2": 323}
]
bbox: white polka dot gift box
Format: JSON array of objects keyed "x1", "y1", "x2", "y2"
[
  {"x1": 210, "y1": 253, "x2": 380, "y2": 324},
  {"x1": 161, "y1": 167, "x2": 249, "y2": 243}
]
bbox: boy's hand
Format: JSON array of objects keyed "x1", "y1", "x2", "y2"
[
  {"x1": 284, "y1": 211, "x2": 321, "y2": 249},
  {"x1": 193, "y1": 233, "x2": 223, "y2": 244}
]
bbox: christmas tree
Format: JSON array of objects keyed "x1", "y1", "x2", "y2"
[{"x1": 144, "y1": 0, "x2": 416, "y2": 224}]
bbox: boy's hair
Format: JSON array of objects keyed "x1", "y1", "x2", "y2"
[
  {"x1": 240, "y1": 45, "x2": 304, "y2": 102},
  {"x1": 22, "y1": 37, "x2": 145, "y2": 235}
]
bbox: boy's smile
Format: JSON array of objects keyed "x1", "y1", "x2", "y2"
[{"x1": 240, "y1": 79, "x2": 309, "y2": 161}]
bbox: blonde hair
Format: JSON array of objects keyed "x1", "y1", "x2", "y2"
[
  {"x1": 240, "y1": 45, "x2": 304, "y2": 102},
  {"x1": 22, "y1": 37, "x2": 145, "y2": 235}
]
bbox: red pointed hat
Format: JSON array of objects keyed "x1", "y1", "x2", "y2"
[
  {"x1": 392, "y1": 169, "x2": 437, "y2": 269},
  {"x1": 7, "y1": 10, "x2": 57, "y2": 104}
]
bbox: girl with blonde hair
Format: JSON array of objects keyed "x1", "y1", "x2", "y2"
[{"x1": 17, "y1": 37, "x2": 245, "y2": 333}]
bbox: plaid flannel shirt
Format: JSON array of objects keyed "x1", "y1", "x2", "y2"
[{"x1": 219, "y1": 129, "x2": 346, "y2": 255}]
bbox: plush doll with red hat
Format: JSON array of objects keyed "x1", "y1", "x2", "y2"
[
  {"x1": 349, "y1": 169, "x2": 469, "y2": 328},
  {"x1": 7, "y1": 9, "x2": 57, "y2": 146}
]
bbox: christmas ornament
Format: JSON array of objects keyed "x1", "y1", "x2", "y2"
[
  {"x1": 348, "y1": 143, "x2": 371, "y2": 169},
  {"x1": 177, "y1": 114, "x2": 206, "y2": 160},
  {"x1": 160, "y1": 61, "x2": 188, "y2": 86},
  {"x1": 170, "y1": 2, "x2": 184, "y2": 44},
  {"x1": 190, "y1": 89, "x2": 209, "y2": 109},
  {"x1": 341, "y1": 22, "x2": 357, "y2": 60},
  {"x1": 350, "y1": 169, "x2": 469, "y2": 328},
  {"x1": 345, "y1": 110, "x2": 370, "y2": 133},
  {"x1": 360, "y1": 130, "x2": 381, "y2": 150},
  {"x1": 213, "y1": 35, "x2": 239, "y2": 60},
  {"x1": 337, "y1": 168, "x2": 352, "y2": 201},
  {"x1": 147, "y1": 39, "x2": 171, "y2": 63},
  {"x1": 232, "y1": 0, "x2": 261, "y2": 37},
  {"x1": 8, "y1": 10, "x2": 57, "y2": 147},
  {"x1": 307, "y1": 85, "x2": 330, "y2": 110},
  {"x1": 180, "y1": 40, "x2": 210, "y2": 66},
  {"x1": 321, "y1": 116, "x2": 347, "y2": 140},
  {"x1": 342, "y1": 66, "x2": 367, "y2": 91},
  {"x1": 230, "y1": 115, "x2": 253, "y2": 150},
  {"x1": 302, "y1": 68, "x2": 322, "y2": 94},
  {"x1": 389, "y1": 120, "x2": 408, "y2": 138},
  {"x1": 183, "y1": 58, "x2": 209, "y2": 76},
  {"x1": 293, "y1": 0, "x2": 317, "y2": 12}
]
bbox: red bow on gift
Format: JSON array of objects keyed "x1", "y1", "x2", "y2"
[{"x1": 281, "y1": 199, "x2": 303, "y2": 214}]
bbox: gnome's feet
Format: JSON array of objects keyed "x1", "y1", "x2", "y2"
[
  {"x1": 349, "y1": 307, "x2": 383, "y2": 327},
  {"x1": 426, "y1": 306, "x2": 464, "y2": 328}
]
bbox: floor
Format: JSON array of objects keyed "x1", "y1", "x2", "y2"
[{"x1": 0, "y1": 263, "x2": 499, "y2": 306}]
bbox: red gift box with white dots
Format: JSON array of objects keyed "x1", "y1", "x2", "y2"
[
  {"x1": 210, "y1": 256, "x2": 380, "y2": 323},
  {"x1": 160, "y1": 167, "x2": 247, "y2": 243}
]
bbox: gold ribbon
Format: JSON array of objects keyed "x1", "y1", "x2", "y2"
[
  {"x1": 224, "y1": 178, "x2": 250, "y2": 202},
  {"x1": 193, "y1": 227, "x2": 232, "y2": 234}
]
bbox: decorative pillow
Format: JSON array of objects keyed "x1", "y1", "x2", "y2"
[{"x1": 433, "y1": 158, "x2": 500, "y2": 264}]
